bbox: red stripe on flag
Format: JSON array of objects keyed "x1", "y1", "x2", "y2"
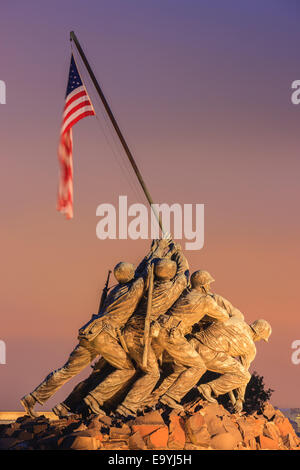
[
  {"x1": 63, "y1": 100, "x2": 92, "y2": 125},
  {"x1": 62, "y1": 110, "x2": 95, "y2": 135},
  {"x1": 64, "y1": 90, "x2": 87, "y2": 111}
]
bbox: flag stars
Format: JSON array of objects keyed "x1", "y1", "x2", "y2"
[{"x1": 65, "y1": 55, "x2": 83, "y2": 96}]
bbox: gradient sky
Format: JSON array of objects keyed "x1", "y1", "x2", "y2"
[{"x1": 1, "y1": 0, "x2": 300, "y2": 410}]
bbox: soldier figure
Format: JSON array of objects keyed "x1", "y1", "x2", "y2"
[
  {"x1": 192, "y1": 317, "x2": 272, "y2": 412},
  {"x1": 147, "y1": 269, "x2": 247, "y2": 405},
  {"x1": 112, "y1": 243, "x2": 189, "y2": 417},
  {"x1": 20, "y1": 240, "x2": 166, "y2": 418},
  {"x1": 146, "y1": 270, "x2": 230, "y2": 411}
]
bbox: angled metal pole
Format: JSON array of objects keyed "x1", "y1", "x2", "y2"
[{"x1": 70, "y1": 31, "x2": 164, "y2": 233}]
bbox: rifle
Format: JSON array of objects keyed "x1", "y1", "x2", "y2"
[{"x1": 98, "y1": 270, "x2": 112, "y2": 314}]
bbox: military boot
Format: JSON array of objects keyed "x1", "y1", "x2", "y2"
[
  {"x1": 52, "y1": 402, "x2": 70, "y2": 418},
  {"x1": 197, "y1": 384, "x2": 217, "y2": 403},
  {"x1": 20, "y1": 394, "x2": 39, "y2": 418},
  {"x1": 115, "y1": 404, "x2": 136, "y2": 419},
  {"x1": 159, "y1": 395, "x2": 184, "y2": 412},
  {"x1": 84, "y1": 395, "x2": 106, "y2": 417}
]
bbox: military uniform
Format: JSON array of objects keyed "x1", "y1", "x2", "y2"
[
  {"x1": 153, "y1": 290, "x2": 229, "y2": 403},
  {"x1": 150, "y1": 291, "x2": 245, "y2": 401},
  {"x1": 190, "y1": 317, "x2": 255, "y2": 401},
  {"x1": 30, "y1": 246, "x2": 160, "y2": 407},
  {"x1": 115, "y1": 250, "x2": 189, "y2": 415}
]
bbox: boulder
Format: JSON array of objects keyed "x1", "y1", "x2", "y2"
[
  {"x1": 129, "y1": 431, "x2": 147, "y2": 450},
  {"x1": 211, "y1": 432, "x2": 240, "y2": 450},
  {"x1": 262, "y1": 402, "x2": 276, "y2": 420},
  {"x1": 0, "y1": 437, "x2": 21, "y2": 450},
  {"x1": 109, "y1": 425, "x2": 131, "y2": 440},
  {"x1": 258, "y1": 435, "x2": 280, "y2": 450},
  {"x1": 185, "y1": 414, "x2": 211, "y2": 448},
  {"x1": 275, "y1": 417, "x2": 297, "y2": 438},
  {"x1": 145, "y1": 426, "x2": 169, "y2": 449},
  {"x1": 263, "y1": 421, "x2": 281, "y2": 442},
  {"x1": 58, "y1": 434, "x2": 99, "y2": 450},
  {"x1": 204, "y1": 414, "x2": 226, "y2": 436},
  {"x1": 131, "y1": 410, "x2": 165, "y2": 425},
  {"x1": 282, "y1": 433, "x2": 299, "y2": 449},
  {"x1": 185, "y1": 413, "x2": 205, "y2": 435},
  {"x1": 168, "y1": 413, "x2": 186, "y2": 449},
  {"x1": 131, "y1": 423, "x2": 163, "y2": 438}
]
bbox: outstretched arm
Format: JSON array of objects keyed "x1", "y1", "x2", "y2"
[
  {"x1": 135, "y1": 239, "x2": 169, "y2": 278},
  {"x1": 205, "y1": 296, "x2": 230, "y2": 323},
  {"x1": 213, "y1": 294, "x2": 245, "y2": 321},
  {"x1": 171, "y1": 243, "x2": 189, "y2": 281}
]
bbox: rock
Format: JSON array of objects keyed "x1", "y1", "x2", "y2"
[
  {"x1": 191, "y1": 427, "x2": 211, "y2": 447},
  {"x1": 204, "y1": 414, "x2": 226, "y2": 436},
  {"x1": 109, "y1": 425, "x2": 131, "y2": 440},
  {"x1": 263, "y1": 422, "x2": 281, "y2": 442},
  {"x1": 282, "y1": 433, "x2": 298, "y2": 449},
  {"x1": 0, "y1": 437, "x2": 21, "y2": 450},
  {"x1": 13, "y1": 430, "x2": 34, "y2": 441},
  {"x1": 237, "y1": 415, "x2": 264, "y2": 440},
  {"x1": 185, "y1": 414, "x2": 210, "y2": 447},
  {"x1": 258, "y1": 435, "x2": 280, "y2": 450},
  {"x1": 1, "y1": 426, "x2": 16, "y2": 438},
  {"x1": 16, "y1": 415, "x2": 34, "y2": 425},
  {"x1": 211, "y1": 432, "x2": 239, "y2": 450},
  {"x1": 102, "y1": 440, "x2": 129, "y2": 450},
  {"x1": 98, "y1": 415, "x2": 113, "y2": 427},
  {"x1": 168, "y1": 413, "x2": 186, "y2": 450},
  {"x1": 184, "y1": 442, "x2": 211, "y2": 450},
  {"x1": 72, "y1": 423, "x2": 87, "y2": 433},
  {"x1": 236, "y1": 417, "x2": 256, "y2": 441},
  {"x1": 234, "y1": 442, "x2": 248, "y2": 450},
  {"x1": 185, "y1": 413, "x2": 205, "y2": 435},
  {"x1": 32, "y1": 423, "x2": 48, "y2": 434},
  {"x1": 274, "y1": 409, "x2": 285, "y2": 419},
  {"x1": 58, "y1": 434, "x2": 99, "y2": 450},
  {"x1": 35, "y1": 435, "x2": 59, "y2": 450},
  {"x1": 222, "y1": 420, "x2": 243, "y2": 444},
  {"x1": 251, "y1": 416, "x2": 266, "y2": 436},
  {"x1": 247, "y1": 437, "x2": 258, "y2": 450},
  {"x1": 131, "y1": 410, "x2": 165, "y2": 426},
  {"x1": 202, "y1": 402, "x2": 229, "y2": 418},
  {"x1": 262, "y1": 402, "x2": 276, "y2": 420},
  {"x1": 129, "y1": 431, "x2": 147, "y2": 450},
  {"x1": 145, "y1": 426, "x2": 169, "y2": 449},
  {"x1": 79, "y1": 428, "x2": 104, "y2": 441},
  {"x1": 275, "y1": 417, "x2": 297, "y2": 438},
  {"x1": 5, "y1": 400, "x2": 298, "y2": 451},
  {"x1": 131, "y1": 424, "x2": 163, "y2": 439},
  {"x1": 87, "y1": 417, "x2": 102, "y2": 432}
]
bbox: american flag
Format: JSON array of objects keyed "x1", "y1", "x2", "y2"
[{"x1": 57, "y1": 54, "x2": 95, "y2": 219}]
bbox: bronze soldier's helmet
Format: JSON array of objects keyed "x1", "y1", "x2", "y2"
[
  {"x1": 191, "y1": 270, "x2": 215, "y2": 288},
  {"x1": 154, "y1": 258, "x2": 177, "y2": 280},
  {"x1": 250, "y1": 319, "x2": 272, "y2": 342},
  {"x1": 114, "y1": 262, "x2": 135, "y2": 284}
]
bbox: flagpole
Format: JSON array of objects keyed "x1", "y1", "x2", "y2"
[{"x1": 70, "y1": 31, "x2": 164, "y2": 234}]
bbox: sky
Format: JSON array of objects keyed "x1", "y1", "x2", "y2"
[{"x1": 0, "y1": 0, "x2": 300, "y2": 410}]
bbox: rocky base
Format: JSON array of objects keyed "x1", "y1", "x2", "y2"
[{"x1": 0, "y1": 401, "x2": 299, "y2": 451}]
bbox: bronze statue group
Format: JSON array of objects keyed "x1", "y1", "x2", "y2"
[{"x1": 21, "y1": 239, "x2": 271, "y2": 419}]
